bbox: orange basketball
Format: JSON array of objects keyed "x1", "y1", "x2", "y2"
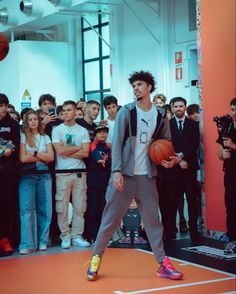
[
  {"x1": 0, "y1": 34, "x2": 9, "y2": 62},
  {"x1": 149, "y1": 139, "x2": 175, "y2": 165}
]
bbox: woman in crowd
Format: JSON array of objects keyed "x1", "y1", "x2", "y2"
[{"x1": 19, "y1": 110, "x2": 54, "y2": 254}]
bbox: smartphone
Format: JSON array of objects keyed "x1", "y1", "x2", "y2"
[{"x1": 49, "y1": 108, "x2": 56, "y2": 115}]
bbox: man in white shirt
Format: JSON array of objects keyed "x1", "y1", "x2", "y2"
[{"x1": 52, "y1": 100, "x2": 90, "y2": 249}]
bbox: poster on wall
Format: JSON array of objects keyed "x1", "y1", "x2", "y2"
[{"x1": 21, "y1": 89, "x2": 32, "y2": 110}]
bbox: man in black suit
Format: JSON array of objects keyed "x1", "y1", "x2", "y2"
[{"x1": 161, "y1": 97, "x2": 200, "y2": 241}]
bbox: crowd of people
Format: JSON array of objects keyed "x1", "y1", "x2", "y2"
[{"x1": 0, "y1": 70, "x2": 235, "y2": 281}]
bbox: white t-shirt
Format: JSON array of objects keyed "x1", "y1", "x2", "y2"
[
  {"x1": 21, "y1": 133, "x2": 51, "y2": 153},
  {"x1": 106, "y1": 118, "x2": 116, "y2": 144},
  {"x1": 52, "y1": 123, "x2": 90, "y2": 170},
  {"x1": 134, "y1": 105, "x2": 157, "y2": 175}
]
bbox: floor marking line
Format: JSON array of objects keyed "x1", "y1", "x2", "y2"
[
  {"x1": 114, "y1": 277, "x2": 235, "y2": 294},
  {"x1": 136, "y1": 249, "x2": 236, "y2": 277}
]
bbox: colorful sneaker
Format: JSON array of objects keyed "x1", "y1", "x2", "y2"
[
  {"x1": 0, "y1": 238, "x2": 13, "y2": 255},
  {"x1": 224, "y1": 241, "x2": 236, "y2": 255},
  {"x1": 156, "y1": 257, "x2": 183, "y2": 280},
  {"x1": 87, "y1": 254, "x2": 101, "y2": 281}
]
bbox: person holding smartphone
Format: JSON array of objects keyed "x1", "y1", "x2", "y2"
[{"x1": 38, "y1": 94, "x2": 57, "y2": 127}]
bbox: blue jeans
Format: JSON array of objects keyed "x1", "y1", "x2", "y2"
[{"x1": 19, "y1": 163, "x2": 52, "y2": 250}]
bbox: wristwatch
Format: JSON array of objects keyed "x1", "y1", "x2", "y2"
[
  {"x1": 176, "y1": 152, "x2": 184, "y2": 159},
  {"x1": 33, "y1": 151, "x2": 38, "y2": 157}
]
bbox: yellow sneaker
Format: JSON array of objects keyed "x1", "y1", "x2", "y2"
[{"x1": 87, "y1": 254, "x2": 101, "y2": 281}]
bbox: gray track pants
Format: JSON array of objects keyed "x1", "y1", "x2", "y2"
[{"x1": 93, "y1": 175, "x2": 165, "y2": 263}]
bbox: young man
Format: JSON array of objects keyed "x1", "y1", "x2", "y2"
[
  {"x1": 52, "y1": 101, "x2": 91, "y2": 249},
  {"x1": 160, "y1": 97, "x2": 200, "y2": 241},
  {"x1": 187, "y1": 104, "x2": 200, "y2": 122},
  {"x1": 76, "y1": 100, "x2": 100, "y2": 142},
  {"x1": 217, "y1": 97, "x2": 236, "y2": 254},
  {"x1": 86, "y1": 71, "x2": 183, "y2": 281},
  {"x1": 38, "y1": 94, "x2": 57, "y2": 127},
  {"x1": 0, "y1": 93, "x2": 20, "y2": 256},
  {"x1": 102, "y1": 95, "x2": 119, "y2": 144}
]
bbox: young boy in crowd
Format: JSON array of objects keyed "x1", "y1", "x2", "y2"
[{"x1": 85, "y1": 125, "x2": 112, "y2": 244}]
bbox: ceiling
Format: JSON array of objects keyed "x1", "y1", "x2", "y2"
[{"x1": 0, "y1": 0, "x2": 123, "y2": 37}]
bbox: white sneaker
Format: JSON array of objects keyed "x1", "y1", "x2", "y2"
[
  {"x1": 19, "y1": 249, "x2": 36, "y2": 255},
  {"x1": 61, "y1": 237, "x2": 71, "y2": 249},
  {"x1": 72, "y1": 236, "x2": 91, "y2": 247},
  {"x1": 39, "y1": 244, "x2": 47, "y2": 251}
]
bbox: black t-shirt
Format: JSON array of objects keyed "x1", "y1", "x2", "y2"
[
  {"x1": 76, "y1": 118, "x2": 97, "y2": 142},
  {"x1": 0, "y1": 113, "x2": 20, "y2": 167},
  {"x1": 216, "y1": 122, "x2": 236, "y2": 171},
  {"x1": 44, "y1": 118, "x2": 64, "y2": 139}
]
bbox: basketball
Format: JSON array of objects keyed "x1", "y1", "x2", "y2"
[
  {"x1": 0, "y1": 34, "x2": 9, "y2": 62},
  {"x1": 149, "y1": 139, "x2": 175, "y2": 165}
]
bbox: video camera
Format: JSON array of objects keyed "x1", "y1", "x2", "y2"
[{"x1": 213, "y1": 114, "x2": 233, "y2": 144}]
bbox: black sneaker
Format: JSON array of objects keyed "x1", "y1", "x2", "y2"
[{"x1": 224, "y1": 241, "x2": 236, "y2": 255}]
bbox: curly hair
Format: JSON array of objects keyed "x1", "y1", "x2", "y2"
[
  {"x1": 128, "y1": 71, "x2": 156, "y2": 93},
  {"x1": 23, "y1": 110, "x2": 45, "y2": 148}
]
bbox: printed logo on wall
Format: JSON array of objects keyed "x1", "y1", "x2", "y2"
[{"x1": 21, "y1": 89, "x2": 32, "y2": 110}]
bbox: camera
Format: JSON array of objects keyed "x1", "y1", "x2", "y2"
[{"x1": 213, "y1": 114, "x2": 232, "y2": 138}]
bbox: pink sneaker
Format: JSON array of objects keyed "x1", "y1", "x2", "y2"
[{"x1": 156, "y1": 257, "x2": 183, "y2": 280}]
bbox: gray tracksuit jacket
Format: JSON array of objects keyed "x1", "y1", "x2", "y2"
[{"x1": 111, "y1": 101, "x2": 171, "y2": 178}]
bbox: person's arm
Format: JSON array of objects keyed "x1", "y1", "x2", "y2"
[
  {"x1": 36, "y1": 142, "x2": 54, "y2": 163},
  {"x1": 52, "y1": 125, "x2": 81, "y2": 156},
  {"x1": 158, "y1": 116, "x2": 182, "y2": 168},
  {"x1": 20, "y1": 143, "x2": 41, "y2": 163},
  {"x1": 222, "y1": 137, "x2": 236, "y2": 150},
  {"x1": 111, "y1": 106, "x2": 128, "y2": 173},
  {"x1": 218, "y1": 144, "x2": 231, "y2": 160},
  {"x1": 111, "y1": 107, "x2": 129, "y2": 191},
  {"x1": 68, "y1": 142, "x2": 90, "y2": 159},
  {"x1": 53, "y1": 142, "x2": 80, "y2": 156},
  {"x1": 42, "y1": 113, "x2": 56, "y2": 127}
]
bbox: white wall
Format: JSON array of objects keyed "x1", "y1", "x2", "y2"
[
  {"x1": 0, "y1": 0, "x2": 198, "y2": 112},
  {"x1": 0, "y1": 40, "x2": 77, "y2": 112},
  {"x1": 110, "y1": 0, "x2": 167, "y2": 105},
  {"x1": 109, "y1": 0, "x2": 198, "y2": 106}
]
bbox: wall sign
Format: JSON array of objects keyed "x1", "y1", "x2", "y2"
[
  {"x1": 175, "y1": 51, "x2": 182, "y2": 64},
  {"x1": 176, "y1": 67, "x2": 183, "y2": 80},
  {"x1": 21, "y1": 89, "x2": 32, "y2": 109}
]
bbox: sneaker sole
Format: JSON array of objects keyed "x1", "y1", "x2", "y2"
[
  {"x1": 87, "y1": 274, "x2": 98, "y2": 281},
  {"x1": 156, "y1": 272, "x2": 183, "y2": 280},
  {"x1": 72, "y1": 243, "x2": 91, "y2": 247}
]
